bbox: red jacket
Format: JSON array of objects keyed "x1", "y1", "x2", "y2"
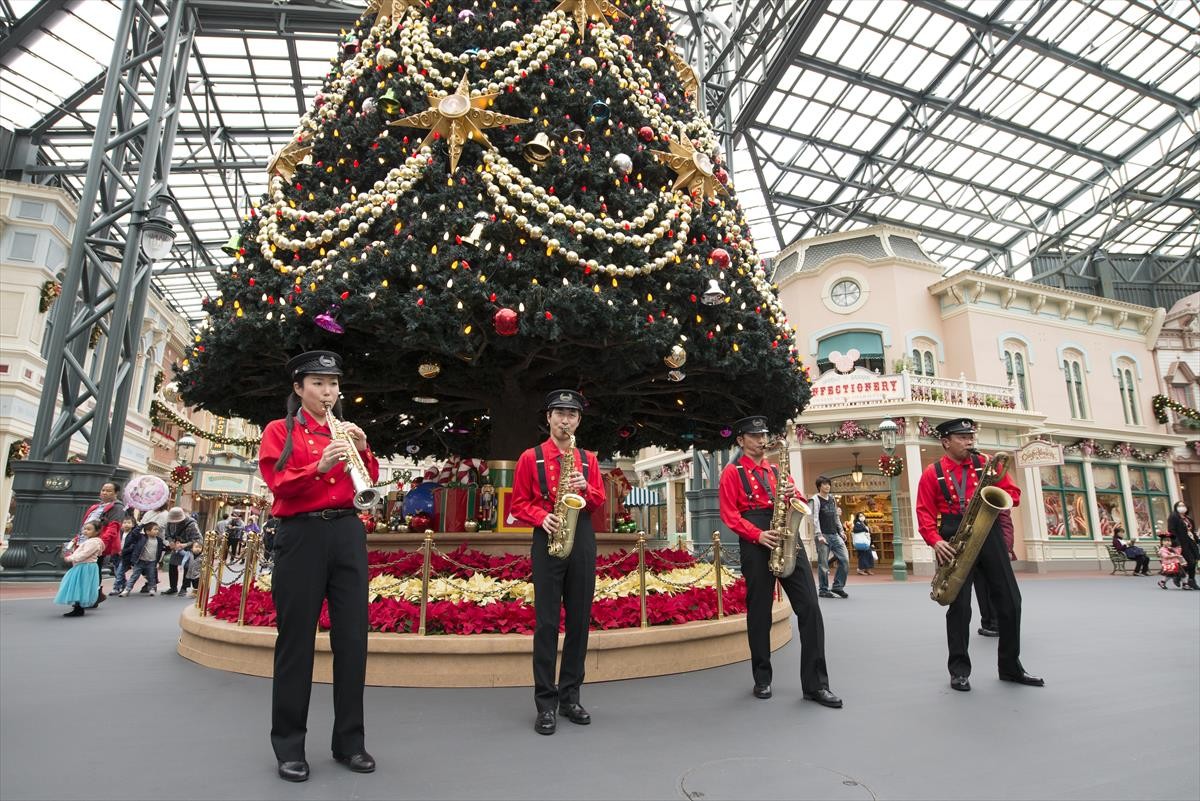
[
  {"x1": 717, "y1": 454, "x2": 804, "y2": 544},
  {"x1": 82, "y1": 502, "x2": 124, "y2": 556},
  {"x1": 510, "y1": 438, "x2": 606, "y2": 529},
  {"x1": 915, "y1": 453, "x2": 1021, "y2": 547},
  {"x1": 258, "y1": 413, "x2": 380, "y2": 517}
]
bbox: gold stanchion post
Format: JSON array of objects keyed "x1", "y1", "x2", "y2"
[
  {"x1": 417, "y1": 530, "x2": 433, "y2": 636},
  {"x1": 712, "y1": 530, "x2": 724, "y2": 619},
  {"x1": 637, "y1": 530, "x2": 648, "y2": 629},
  {"x1": 236, "y1": 531, "x2": 261, "y2": 626},
  {"x1": 197, "y1": 531, "x2": 217, "y2": 616}
]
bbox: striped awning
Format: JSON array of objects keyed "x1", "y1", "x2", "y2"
[{"x1": 624, "y1": 487, "x2": 662, "y2": 506}]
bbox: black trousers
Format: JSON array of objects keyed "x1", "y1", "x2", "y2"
[
  {"x1": 530, "y1": 521, "x2": 596, "y2": 713},
  {"x1": 973, "y1": 571, "x2": 995, "y2": 630},
  {"x1": 739, "y1": 509, "x2": 829, "y2": 693},
  {"x1": 269, "y1": 514, "x2": 369, "y2": 762},
  {"x1": 942, "y1": 515, "x2": 1023, "y2": 678}
]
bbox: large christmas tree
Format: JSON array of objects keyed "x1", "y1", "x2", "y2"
[{"x1": 178, "y1": 0, "x2": 810, "y2": 460}]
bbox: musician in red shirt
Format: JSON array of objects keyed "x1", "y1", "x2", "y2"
[
  {"x1": 510, "y1": 389, "x2": 606, "y2": 736},
  {"x1": 915, "y1": 418, "x2": 1043, "y2": 692},
  {"x1": 257, "y1": 351, "x2": 379, "y2": 782},
  {"x1": 717, "y1": 415, "x2": 842, "y2": 709}
]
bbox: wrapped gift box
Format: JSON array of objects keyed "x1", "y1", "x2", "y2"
[{"x1": 433, "y1": 485, "x2": 478, "y2": 533}]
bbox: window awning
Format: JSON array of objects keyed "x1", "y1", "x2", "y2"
[
  {"x1": 624, "y1": 487, "x2": 663, "y2": 506},
  {"x1": 817, "y1": 331, "x2": 884, "y2": 360}
]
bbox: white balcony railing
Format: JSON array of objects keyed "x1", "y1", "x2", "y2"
[{"x1": 806, "y1": 370, "x2": 1019, "y2": 412}]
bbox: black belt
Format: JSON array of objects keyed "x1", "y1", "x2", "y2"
[{"x1": 288, "y1": 508, "x2": 357, "y2": 520}]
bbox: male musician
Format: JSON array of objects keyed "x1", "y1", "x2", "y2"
[
  {"x1": 717, "y1": 416, "x2": 842, "y2": 708},
  {"x1": 915, "y1": 418, "x2": 1043, "y2": 692},
  {"x1": 511, "y1": 389, "x2": 606, "y2": 735},
  {"x1": 258, "y1": 350, "x2": 379, "y2": 781}
]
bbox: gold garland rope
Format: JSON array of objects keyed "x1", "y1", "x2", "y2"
[{"x1": 151, "y1": 400, "x2": 261, "y2": 448}]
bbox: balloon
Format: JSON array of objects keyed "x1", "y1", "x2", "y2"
[{"x1": 123, "y1": 475, "x2": 170, "y2": 511}]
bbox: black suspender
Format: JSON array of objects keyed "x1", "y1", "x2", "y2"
[
  {"x1": 734, "y1": 464, "x2": 777, "y2": 505},
  {"x1": 934, "y1": 455, "x2": 984, "y2": 513},
  {"x1": 535, "y1": 447, "x2": 590, "y2": 501}
]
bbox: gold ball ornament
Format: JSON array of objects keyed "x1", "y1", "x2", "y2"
[
  {"x1": 664, "y1": 344, "x2": 687, "y2": 369},
  {"x1": 579, "y1": 56, "x2": 598, "y2": 71},
  {"x1": 418, "y1": 361, "x2": 442, "y2": 379}
]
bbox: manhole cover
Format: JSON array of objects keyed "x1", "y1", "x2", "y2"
[{"x1": 679, "y1": 757, "x2": 875, "y2": 801}]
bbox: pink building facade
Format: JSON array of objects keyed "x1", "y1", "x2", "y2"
[{"x1": 774, "y1": 226, "x2": 1184, "y2": 573}]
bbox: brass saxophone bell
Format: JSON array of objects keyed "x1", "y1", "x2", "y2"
[{"x1": 523, "y1": 132, "x2": 552, "y2": 164}]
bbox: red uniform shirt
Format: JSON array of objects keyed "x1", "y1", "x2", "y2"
[
  {"x1": 718, "y1": 454, "x2": 803, "y2": 544},
  {"x1": 915, "y1": 453, "x2": 1021, "y2": 547},
  {"x1": 258, "y1": 412, "x2": 380, "y2": 518},
  {"x1": 510, "y1": 438, "x2": 606, "y2": 529}
]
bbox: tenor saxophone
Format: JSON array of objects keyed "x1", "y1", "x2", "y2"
[
  {"x1": 767, "y1": 422, "x2": 808, "y2": 578},
  {"x1": 547, "y1": 433, "x2": 586, "y2": 559},
  {"x1": 929, "y1": 450, "x2": 1013, "y2": 605},
  {"x1": 324, "y1": 401, "x2": 382, "y2": 511}
]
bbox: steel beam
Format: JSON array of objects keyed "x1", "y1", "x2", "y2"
[{"x1": 0, "y1": 0, "x2": 77, "y2": 60}]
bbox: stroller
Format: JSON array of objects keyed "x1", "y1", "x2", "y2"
[{"x1": 1157, "y1": 539, "x2": 1188, "y2": 589}]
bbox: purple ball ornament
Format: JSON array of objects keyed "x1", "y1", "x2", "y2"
[
  {"x1": 653, "y1": 91, "x2": 667, "y2": 105},
  {"x1": 457, "y1": 9, "x2": 476, "y2": 22},
  {"x1": 314, "y1": 305, "x2": 345, "y2": 334}
]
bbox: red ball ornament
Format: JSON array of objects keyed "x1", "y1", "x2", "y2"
[
  {"x1": 638, "y1": 125, "x2": 654, "y2": 142},
  {"x1": 493, "y1": 307, "x2": 519, "y2": 336},
  {"x1": 714, "y1": 167, "x2": 730, "y2": 185},
  {"x1": 710, "y1": 247, "x2": 731, "y2": 269}
]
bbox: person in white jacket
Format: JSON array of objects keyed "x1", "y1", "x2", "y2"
[{"x1": 809, "y1": 477, "x2": 850, "y2": 598}]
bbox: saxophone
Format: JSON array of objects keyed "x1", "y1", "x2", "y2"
[
  {"x1": 324, "y1": 401, "x2": 382, "y2": 511},
  {"x1": 767, "y1": 422, "x2": 809, "y2": 578},
  {"x1": 930, "y1": 450, "x2": 1013, "y2": 605},
  {"x1": 547, "y1": 433, "x2": 587, "y2": 559}
]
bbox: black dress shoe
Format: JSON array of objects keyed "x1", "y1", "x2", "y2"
[
  {"x1": 277, "y1": 760, "x2": 309, "y2": 782},
  {"x1": 950, "y1": 676, "x2": 971, "y2": 692},
  {"x1": 335, "y1": 752, "x2": 376, "y2": 773},
  {"x1": 977, "y1": 626, "x2": 999, "y2": 637},
  {"x1": 535, "y1": 710, "x2": 556, "y2": 735},
  {"x1": 803, "y1": 688, "x2": 843, "y2": 708},
  {"x1": 559, "y1": 703, "x2": 591, "y2": 725},
  {"x1": 999, "y1": 671, "x2": 1045, "y2": 687},
  {"x1": 752, "y1": 684, "x2": 772, "y2": 699}
]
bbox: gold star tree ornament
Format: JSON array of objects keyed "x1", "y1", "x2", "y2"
[
  {"x1": 267, "y1": 139, "x2": 313, "y2": 182},
  {"x1": 388, "y1": 75, "x2": 530, "y2": 173},
  {"x1": 650, "y1": 136, "x2": 728, "y2": 200},
  {"x1": 553, "y1": 0, "x2": 627, "y2": 35},
  {"x1": 666, "y1": 47, "x2": 699, "y2": 98}
]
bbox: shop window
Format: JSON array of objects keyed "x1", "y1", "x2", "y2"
[
  {"x1": 1062, "y1": 351, "x2": 1088, "y2": 419},
  {"x1": 1128, "y1": 466, "x2": 1170, "y2": 539},
  {"x1": 1116, "y1": 361, "x2": 1140, "y2": 425},
  {"x1": 1003, "y1": 345, "x2": 1030, "y2": 410},
  {"x1": 1041, "y1": 463, "x2": 1089, "y2": 539},
  {"x1": 1091, "y1": 464, "x2": 1128, "y2": 539}
]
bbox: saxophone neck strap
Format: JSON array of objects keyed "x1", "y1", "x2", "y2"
[
  {"x1": 934, "y1": 454, "x2": 984, "y2": 514},
  {"x1": 535, "y1": 446, "x2": 589, "y2": 502}
]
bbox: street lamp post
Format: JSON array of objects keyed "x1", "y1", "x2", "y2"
[
  {"x1": 878, "y1": 419, "x2": 906, "y2": 581},
  {"x1": 174, "y1": 434, "x2": 196, "y2": 506}
]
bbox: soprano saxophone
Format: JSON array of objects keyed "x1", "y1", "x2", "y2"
[
  {"x1": 324, "y1": 401, "x2": 382, "y2": 511},
  {"x1": 767, "y1": 421, "x2": 809, "y2": 578},
  {"x1": 547, "y1": 433, "x2": 586, "y2": 559},
  {"x1": 929, "y1": 450, "x2": 1013, "y2": 605}
]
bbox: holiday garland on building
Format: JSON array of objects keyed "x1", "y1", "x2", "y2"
[
  {"x1": 38, "y1": 280, "x2": 61, "y2": 314},
  {"x1": 1152, "y1": 393, "x2": 1200, "y2": 424},
  {"x1": 6, "y1": 440, "x2": 30, "y2": 476},
  {"x1": 150, "y1": 400, "x2": 261, "y2": 449},
  {"x1": 877, "y1": 454, "x2": 903, "y2": 477},
  {"x1": 178, "y1": 0, "x2": 809, "y2": 460}
]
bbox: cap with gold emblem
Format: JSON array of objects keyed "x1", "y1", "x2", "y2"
[
  {"x1": 733, "y1": 415, "x2": 770, "y2": 436},
  {"x1": 286, "y1": 350, "x2": 343, "y2": 380},
  {"x1": 935, "y1": 418, "x2": 977, "y2": 437},
  {"x1": 544, "y1": 389, "x2": 584, "y2": 411}
]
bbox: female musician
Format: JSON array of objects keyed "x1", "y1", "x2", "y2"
[
  {"x1": 258, "y1": 351, "x2": 379, "y2": 782},
  {"x1": 510, "y1": 390, "x2": 606, "y2": 735}
]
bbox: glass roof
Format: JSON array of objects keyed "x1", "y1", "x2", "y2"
[{"x1": 1, "y1": 0, "x2": 1196, "y2": 324}]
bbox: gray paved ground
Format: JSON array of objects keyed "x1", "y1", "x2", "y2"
[{"x1": 1, "y1": 575, "x2": 1197, "y2": 801}]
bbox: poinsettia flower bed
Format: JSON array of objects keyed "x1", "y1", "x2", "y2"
[{"x1": 206, "y1": 546, "x2": 748, "y2": 634}]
